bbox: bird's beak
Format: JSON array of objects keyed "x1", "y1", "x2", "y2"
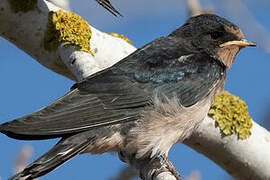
[{"x1": 220, "y1": 39, "x2": 257, "y2": 48}]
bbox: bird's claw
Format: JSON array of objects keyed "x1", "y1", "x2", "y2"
[{"x1": 153, "y1": 155, "x2": 182, "y2": 180}]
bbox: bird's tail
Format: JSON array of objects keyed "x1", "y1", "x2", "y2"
[
  {"x1": 9, "y1": 132, "x2": 94, "y2": 180},
  {"x1": 95, "y1": 0, "x2": 122, "y2": 16}
]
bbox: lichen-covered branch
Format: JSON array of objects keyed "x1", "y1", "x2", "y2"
[
  {"x1": 0, "y1": 0, "x2": 136, "y2": 81},
  {"x1": 185, "y1": 116, "x2": 270, "y2": 180},
  {"x1": 183, "y1": 91, "x2": 270, "y2": 180},
  {"x1": 0, "y1": 1, "x2": 173, "y2": 180},
  {"x1": 208, "y1": 91, "x2": 252, "y2": 140},
  {"x1": 2, "y1": 0, "x2": 270, "y2": 180}
]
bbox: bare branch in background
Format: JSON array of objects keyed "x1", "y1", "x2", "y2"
[
  {"x1": 2, "y1": 0, "x2": 270, "y2": 180},
  {"x1": 220, "y1": 0, "x2": 270, "y2": 53},
  {"x1": 110, "y1": 166, "x2": 138, "y2": 180},
  {"x1": 184, "y1": 171, "x2": 201, "y2": 180},
  {"x1": 186, "y1": 0, "x2": 214, "y2": 17},
  {"x1": 13, "y1": 145, "x2": 33, "y2": 179}
]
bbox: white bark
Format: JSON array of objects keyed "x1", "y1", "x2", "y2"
[
  {"x1": 13, "y1": 146, "x2": 33, "y2": 178},
  {"x1": 0, "y1": 0, "x2": 136, "y2": 81},
  {"x1": 46, "y1": 0, "x2": 70, "y2": 10},
  {"x1": 58, "y1": 25, "x2": 136, "y2": 81},
  {"x1": 119, "y1": 152, "x2": 180, "y2": 180},
  {"x1": 185, "y1": 116, "x2": 270, "y2": 180},
  {"x1": 1, "y1": 0, "x2": 270, "y2": 180}
]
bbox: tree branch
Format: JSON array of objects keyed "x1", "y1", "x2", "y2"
[
  {"x1": 1, "y1": 0, "x2": 270, "y2": 180},
  {"x1": 119, "y1": 152, "x2": 180, "y2": 180},
  {"x1": 184, "y1": 171, "x2": 200, "y2": 180},
  {"x1": 184, "y1": 116, "x2": 270, "y2": 180},
  {"x1": 220, "y1": 0, "x2": 270, "y2": 54},
  {"x1": 0, "y1": 0, "x2": 136, "y2": 81},
  {"x1": 46, "y1": 0, "x2": 70, "y2": 10},
  {"x1": 186, "y1": 0, "x2": 214, "y2": 17},
  {"x1": 13, "y1": 145, "x2": 33, "y2": 180}
]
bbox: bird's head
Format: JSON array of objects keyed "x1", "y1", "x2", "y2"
[{"x1": 170, "y1": 14, "x2": 256, "y2": 68}]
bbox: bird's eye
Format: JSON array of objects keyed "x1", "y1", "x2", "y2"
[{"x1": 210, "y1": 31, "x2": 223, "y2": 39}]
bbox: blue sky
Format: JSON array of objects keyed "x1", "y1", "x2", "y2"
[{"x1": 1, "y1": 0, "x2": 270, "y2": 179}]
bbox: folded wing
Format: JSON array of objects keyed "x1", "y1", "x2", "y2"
[
  {"x1": 0, "y1": 70, "x2": 150, "y2": 140},
  {"x1": 0, "y1": 37, "x2": 225, "y2": 140}
]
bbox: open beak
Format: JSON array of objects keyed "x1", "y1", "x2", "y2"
[{"x1": 220, "y1": 39, "x2": 257, "y2": 48}]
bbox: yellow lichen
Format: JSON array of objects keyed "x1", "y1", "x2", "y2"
[
  {"x1": 44, "y1": 10, "x2": 93, "y2": 55},
  {"x1": 208, "y1": 91, "x2": 252, "y2": 139},
  {"x1": 109, "y1": 33, "x2": 132, "y2": 45},
  {"x1": 8, "y1": 0, "x2": 37, "y2": 13}
]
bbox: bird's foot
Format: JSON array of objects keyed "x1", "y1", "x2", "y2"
[
  {"x1": 118, "y1": 150, "x2": 128, "y2": 163},
  {"x1": 153, "y1": 155, "x2": 182, "y2": 180},
  {"x1": 117, "y1": 151, "x2": 182, "y2": 180}
]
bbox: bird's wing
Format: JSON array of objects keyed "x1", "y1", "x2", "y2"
[
  {"x1": 0, "y1": 69, "x2": 150, "y2": 140},
  {"x1": 95, "y1": 0, "x2": 122, "y2": 16},
  {"x1": 116, "y1": 40, "x2": 225, "y2": 107},
  {"x1": 152, "y1": 54, "x2": 225, "y2": 107},
  {"x1": 0, "y1": 38, "x2": 225, "y2": 140}
]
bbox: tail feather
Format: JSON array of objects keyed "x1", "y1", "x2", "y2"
[
  {"x1": 9, "y1": 132, "x2": 94, "y2": 180},
  {"x1": 95, "y1": 0, "x2": 122, "y2": 16}
]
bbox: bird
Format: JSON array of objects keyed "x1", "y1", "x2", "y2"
[
  {"x1": 0, "y1": 14, "x2": 256, "y2": 180},
  {"x1": 95, "y1": 0, "x2": 122, "y2": 16}
]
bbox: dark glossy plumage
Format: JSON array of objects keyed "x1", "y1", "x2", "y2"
[
  {"x1": 0, "y1": 36, "x2": 225, "y2": 140},
  {"x1": 0, "y1": 14, "x2": 255, "y2": 180}
]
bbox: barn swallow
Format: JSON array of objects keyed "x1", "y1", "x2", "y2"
[
  {"x1": 0, "y1": 14, "x2": 256, "y2": 180},
  {"x1": 95, "y1": 0, "x2": 122, "y2": 16}
]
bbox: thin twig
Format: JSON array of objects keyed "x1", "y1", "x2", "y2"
[
  {"x1": 186, "y1": 0, "x2": 214, "y2": 17},
  {"x1": 220, "y1": 0, "x2": 270, "y2": 53},
  {"x1": 13, "y1": 145, "x2": 33, "y2": 179},
  {"x1": 184, "y1": 171, "x2": 201, "y2": 180}
]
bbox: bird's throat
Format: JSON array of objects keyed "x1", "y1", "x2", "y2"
[{"x1": 216, "y1": 45, "x2": 240, "y2": 68}]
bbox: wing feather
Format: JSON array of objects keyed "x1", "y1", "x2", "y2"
[
  {"x1": 0, "y1": 75, "x2": 149, "y2": 139},
  {"x1": 0, "y1": 37, "x2": 225, "y2": 140}
]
